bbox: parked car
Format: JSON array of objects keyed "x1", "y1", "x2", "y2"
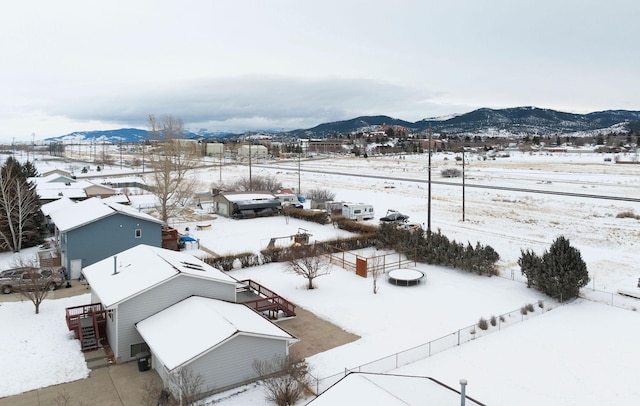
[
  {"x1": 379, "y1": 210, "x2": 409, "y2": 224},
  {"x1": 0, "y1": 267, "x2": 65, "y2": 294}
]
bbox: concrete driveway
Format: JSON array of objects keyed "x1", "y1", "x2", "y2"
[{"x1": 0, "y1": 348, "x2": 163, "y2": 406}]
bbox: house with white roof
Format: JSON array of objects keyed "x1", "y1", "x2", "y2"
[
  {"x1": 31, "y1": 173, "x2": 118, "y2": 203},
  {"x1": 212, "y1": 191, "x2": 281, "y2": 218},
  {"x1": 70, "y1": 244, "x2": 296, "y2": 397},
  {"x1": 80, "y1": 244, "x2": 239, "y2": 360},
  {"x1": 137, "y1": 296, "x2": 296, "y2": 395},
  {"x1": 48, "y1": 197, "x2": 164, "y2": 278}
]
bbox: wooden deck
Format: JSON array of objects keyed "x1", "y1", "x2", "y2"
[{"x1": 236, "y1": 279, "x2": 296, "y2": 319}]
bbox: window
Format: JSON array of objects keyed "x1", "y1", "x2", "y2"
[
  {"x1": 135, "y1": 229, "x2": 142, "y2": 238},
  {"x1": 130, "y1": 342, "x2": 150, "y2": 358}
]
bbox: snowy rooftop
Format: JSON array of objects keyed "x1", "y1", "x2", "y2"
[
  {"x1": 40, "y1": 197, "x2": 75, "y2": 217},
  {"x1": 136, "y1": 296, "x2": 296, "y2": 371},
  {"x1": 82, "y1": 245, "x2": 238, "y2": 308},
  {"x1": 220, "y1": 192, "x2": 276, "y2": 202},
  {"x1": 307, "y1": 373, "x2": 482, "y2": 405},
  {"x1": 48, "y1": 197, "x2": 162, "y2": 232}
]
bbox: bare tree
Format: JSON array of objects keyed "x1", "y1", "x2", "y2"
[
  {"x1": 229, "y1": 175, "x2": 282, "y2": 192},
  {"x1": 167, "y1": 367, "x2": 205, "y2": 406},
  {"x1": 368, "y1": 255, "x2": 384, "y2": 294},
  {"x1": 304, "y1": 188, "x2": 336, "y2": 201},
  {"x1": 145, "y1": 114, "x2": 199, "y2": 224},
  {"x1": 253, "y1": 354, "x2": 310, "y2": 406},
  {"x1": 286, "y1": 244, "x2": 331, "y2": 289},
  {"x1": 0, "y1": 158, "x2": 41, "y2": 252},
  {"x1": 11, "y1": 255, "x2": 60, "y2": 314}
]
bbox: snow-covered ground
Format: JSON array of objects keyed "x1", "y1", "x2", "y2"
[{"x1": 1, "y1": 151, "x2": 639, "y2": 404}]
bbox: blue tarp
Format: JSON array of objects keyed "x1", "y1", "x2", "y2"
[{"x1": 179, "y1": 235, "x2": 197, "y2": 242}]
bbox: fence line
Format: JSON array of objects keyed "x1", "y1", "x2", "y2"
[
  {"x1": 326, "y1": 249, "x2": 416, "y2": 275},
  {"x1": 308, "y1": 297, "x2": 560, "y2": 395},
  {"x1": 581, "y1": 287, "x2": 640, "y2": 311}
]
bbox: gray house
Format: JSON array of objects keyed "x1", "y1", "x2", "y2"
[
  {"x1": 82, "y1": 244, "x2": 240, "y2": 363},
  {"x1": 137, "y1": 296, "x2": 296, "y2": 395},
  {"x1": 80, "y1": 244, "x2": 296, "y2": 396},
  {"x1": 48, "y1": 197, "x2": 164, "y2": 279}
]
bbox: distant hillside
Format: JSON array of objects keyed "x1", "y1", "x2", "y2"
[
  {"x1": 44, "y1": 128, "x2": 236, "y2": 143},
  {"x1": 288, "y1": 107, "x2": 640, "y2": 137},
  {"x1": 414, "y1": 107, "x2": 640, "y2": 136},
  {"x1": 299, "y1": 115, "x2": 416, "y2": 135},
  {"x1": 44, "y1": 107, "x2": 640, "y2": 143}
]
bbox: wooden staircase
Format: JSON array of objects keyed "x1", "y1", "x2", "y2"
[
  {"x1": 65, "y1": 303, "x2": 107, "y2": 352},
  {"x1": 80, "y1": 317, "x2": 98, "y2": 351}
]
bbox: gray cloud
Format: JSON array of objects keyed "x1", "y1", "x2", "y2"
[{"x1": 48, "y1": 76, "x2": 439, "y2": 131}]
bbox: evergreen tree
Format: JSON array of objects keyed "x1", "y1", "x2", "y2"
[
  {"x1": 518, "y1": 248, "x2": 543, "y2": 288},
  {"x1": 519, "y1": 236, "x2": 589, "y2": 300}
]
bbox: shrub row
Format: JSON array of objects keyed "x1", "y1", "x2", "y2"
[
  {"x1": 204, "y1": 234, "x2": 378, "y2": 270},
  {"x1": 375, "y1": 224, "x2": 500, "y2": 276},
  {"x1": 331, "y1": 215, "x2": 379, "y2": 234},
  {"x1": 285, "y1": 208, "x2": 329, "y2": 224}
]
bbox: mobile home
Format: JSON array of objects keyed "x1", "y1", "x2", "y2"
[{"x1": 342, "y1": 203, "x2": 374, "y2": 220}]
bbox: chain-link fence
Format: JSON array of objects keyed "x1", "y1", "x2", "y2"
[{"x1": 308, "y1": 297, "x2": 560, "y2": 395}]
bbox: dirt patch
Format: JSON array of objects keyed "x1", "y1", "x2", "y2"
[{"x1": 276, "y1": 306, "x2": 360, "y2": 359}]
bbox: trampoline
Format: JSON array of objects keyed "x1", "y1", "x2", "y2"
[{"x1": 387, "y1": 268, "x2": 425, "y2": 286}]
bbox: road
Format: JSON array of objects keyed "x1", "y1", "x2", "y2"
[{"x1": 256, "y1": 163, "x2": 640, "y2": 203}]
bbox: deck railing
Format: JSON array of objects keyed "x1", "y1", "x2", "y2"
[
  {"x1": 238, "y1": 279, "x2": 296, "y2": 317},
  {"x1": 65, "y1": 303, "x2": 106, "y2": 330}
]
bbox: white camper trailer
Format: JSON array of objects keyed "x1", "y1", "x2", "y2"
[{"x1": 342, "y1": 203, "x2": 375, "y2": 221}]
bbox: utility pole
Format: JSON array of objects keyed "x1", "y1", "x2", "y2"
[
  {"x1": 427, "y1": 126, "x2": 432, "y2": 234},
  {"x1": 462, "y1": 147, "x2": 466, "y2": 222},
  {"x1": 248, "y1": 141, "x2": 253, "y2": 191},
  {"x1": 298, "y1": 143, "x2": 302, "y2": 197}
]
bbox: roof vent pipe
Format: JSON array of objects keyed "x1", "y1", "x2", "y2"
[{"x1": 113, "y1": 255, "x2": 118, "y2": 275}]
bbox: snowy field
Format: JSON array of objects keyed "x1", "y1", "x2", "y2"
[{"x1": 1, "y1": 150, "x2": 639, "y2": 404}]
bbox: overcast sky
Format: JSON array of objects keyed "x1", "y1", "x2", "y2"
[{"x1": 2, "y1": 0, "x2": 639, "y2": 141}]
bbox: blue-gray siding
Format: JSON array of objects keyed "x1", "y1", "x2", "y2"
[
  {"x1": 115, "y1": 276, "x2": 237, "y2": 362},
  {"x1": 155, "y1": 335, "x2": 289, "y2": 394},
  {"x1": 61, "y1": 213, "x2": 162, "y2": 272}
]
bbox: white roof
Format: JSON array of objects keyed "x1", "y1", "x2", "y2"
[
  {"x1": 48, "y1": 197, "x2": 162, "y2": 232},
  {"x1": 40, "y1": 197, "x2": 76, "y2": 217},
  {"x1": 222, "y1": 192, "x2": 276, "y2": 202},
  {"x1": 82, "y1": 245, "x2": 238, "y2": 308},
  {"x1": 308, "y1": 373, "x2": 483, "y2": 405},
  {"x1": 32, "y1": 173, "x2": 76, "y2": 184},
  {"x1": 101, "y1": 194, "x2": 131, "y2": 205},
  {"x1": 136, "y1": 296, "x2": 296, "y2": 371},
  {"x1": 35, "y1": 183, "x2": 88, "y2": 200}
]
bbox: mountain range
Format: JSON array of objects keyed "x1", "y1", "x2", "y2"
[{"x1": 46, "y1": 106, "x2": 640, "y2": 143}]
